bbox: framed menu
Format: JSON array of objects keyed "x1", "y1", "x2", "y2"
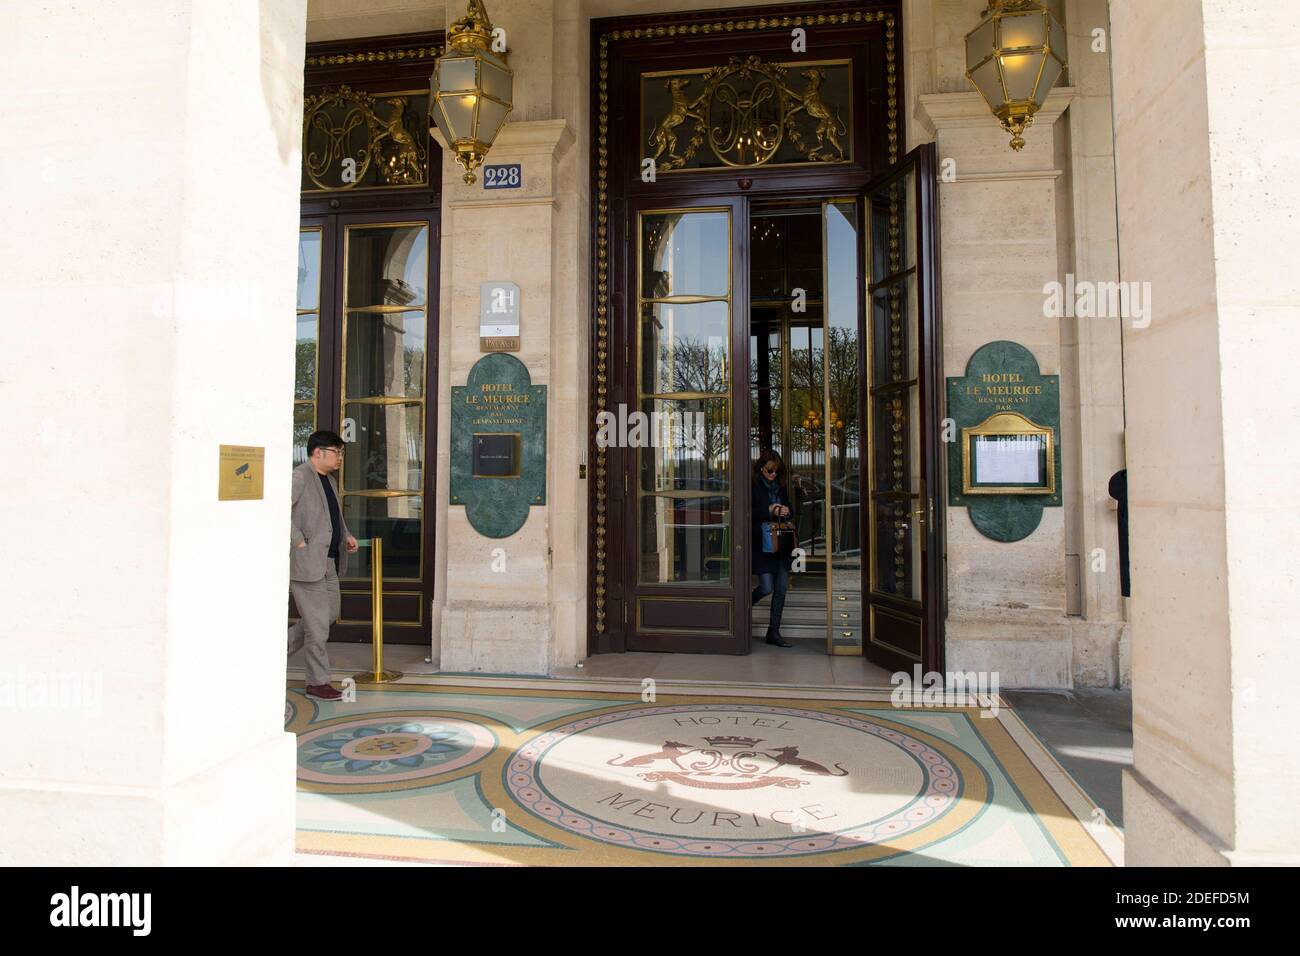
[{"x1": 962, "y1": 412, "x2": 1055, "y2": 495}]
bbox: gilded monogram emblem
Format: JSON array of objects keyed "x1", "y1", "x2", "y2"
[
  {"x1": 303, "y1": 85, "x2": 429, "y2": 190},
  {"x1": 645, "y1": 57, "x2": 850, "y2": 170}
]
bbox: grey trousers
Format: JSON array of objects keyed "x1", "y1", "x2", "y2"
[{"x1": 288, "y1": 562, "x2": 340, "y2": 687}]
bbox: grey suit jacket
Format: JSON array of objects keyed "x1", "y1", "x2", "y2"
[{"x1": 290, "y1": 461, "x2": 352, "y2": 582}]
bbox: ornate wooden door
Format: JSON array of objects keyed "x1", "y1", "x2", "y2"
[{"x1": 861, "y1": 143, "x2": 945, "y2": 672}]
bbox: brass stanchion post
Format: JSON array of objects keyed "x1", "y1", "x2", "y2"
[{"x1": 353, "y1": 537, "x2": 402, "y2": 684}]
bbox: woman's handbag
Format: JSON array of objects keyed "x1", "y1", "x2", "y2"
[{"x1": 761, "y1": 519, "x2": 796, "y2": 554}]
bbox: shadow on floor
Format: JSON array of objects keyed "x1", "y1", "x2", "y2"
[{"x1": 1004, "y1": 688, "x2": 1132, "y2": 828}]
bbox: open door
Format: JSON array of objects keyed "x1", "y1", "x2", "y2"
[
  {"x1": 621, "y1": 195, "x2": 752, "y2": 654},
  {"x1": 860, "y1": 143, "x2": 945, "y2": 673}
]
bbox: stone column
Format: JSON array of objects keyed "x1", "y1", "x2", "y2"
[
  {"x1": 433, "y1": 118, "x2": 574, "y2": 674},
  {"x1": 1061, "y1": 0, "x2": 1128, "y2": 687},
  {"x1": 431, "y1": 0, "x2": 587, "y2": 675},
  {"x1": 1111, "y1": 0, "x2": 1300, "y2": 865},
  {"x1": 918, "y1": 88, "x2": 1078, "y2": 687},
  {"x1": 0, "y1": 0, "x2": 306, "y2": 863}
]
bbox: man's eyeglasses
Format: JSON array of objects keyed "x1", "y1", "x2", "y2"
[{"x1": 321, "y1": 448, "x2": 344, "y2": 457}]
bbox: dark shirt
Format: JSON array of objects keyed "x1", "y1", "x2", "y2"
[{"x1": 319, "y1": 472, "x2": 342, "y2": 565}]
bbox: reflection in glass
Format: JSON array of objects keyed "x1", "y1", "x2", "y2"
[
  {"x1": 747, "y1": 208, "x2": 828, "y2": 590},
  {"x1": 293, "y1": 404, "x2": 315, "y2": 466},
  {"x1": 345, "y1": 313, "x2": 425, "y2": 399},
  {"x1": 641, "y1": 212, "x2": 729, "y2": 299},
  {"x1": 294, "y1": 228, "x2": 321, "y2": 472},
  {"x1": 824, "y1": 201, "x2": 862, "y2": 648},
  {"x1": 751, "y1": 209, "x2": 823, "y2": 299},
  {"x1": 639, "y1": 495, "x2": 731, "y2": 584},
  {"x1": 346, "y1": 225, "x2": 428, "y2": 309},
  {"x1": 343, "y1": 495, "x2": 423, "y2": 580},
  {"x1": 638, "y1": 398, "x2": 729, "y2": 493},
  {"x1": 749, "y1": 322, "x2": 784, "y2": 463},
  {"x1": 640, "y1": 301, "x2": 729, "y2": 395},
  {"x1": 341, "y1": 403, "x2": 422, "y2": 493},
  {"x1": 339, "y1": 221, "x2": 429, "y2": 582},
  {"x1": 637, "y1": 210, "x2": 732, "y2": 592},
  {"x1": 296, "y1": 313, "x2": 318, "y2": 401},
  {"x1": 298, "y1": 230, "x2": 321, "y2": 311}
]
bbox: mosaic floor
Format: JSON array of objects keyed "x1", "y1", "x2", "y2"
[{"x1": 289, "y1": 681, "x2": 1123, "y2": 866}]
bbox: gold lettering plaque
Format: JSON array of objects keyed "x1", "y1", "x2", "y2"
[{"x1": 218, "y1": 445, "x2": 265, "y2": 501}]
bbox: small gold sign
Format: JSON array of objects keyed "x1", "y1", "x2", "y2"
[
  {"x1": 218, "y1": 445, "x2": 265, "y2": 501},
  {"x1": 481, "y1": 335, "x2": 520, "y2": 352}
]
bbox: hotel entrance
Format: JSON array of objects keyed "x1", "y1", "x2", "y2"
[
  {"x1": 589, "y1": 4, "x2": 944, "y2": 672},
  {"x1": 291, "y1": 33, "x2": 444, "y2": 646}
]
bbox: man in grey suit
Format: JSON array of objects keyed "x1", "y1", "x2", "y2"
[{"x1": 288, "y1": 430, "x2": 358, "y2": 701}]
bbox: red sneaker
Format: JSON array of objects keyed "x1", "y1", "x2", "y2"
[{"x1": 305, "y1": 683, "x2": 343, "y2": 701}]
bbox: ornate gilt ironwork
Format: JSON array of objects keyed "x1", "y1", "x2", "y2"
[
  {"x1": 594, "y1": 9, "x2": 898, "y2": 635},
  {"x1": 306, "y1": 43, "x2": 441, "y2": 68},
  {"x1": 303, "y1": 86, "x2": 429, "y2": 191},
  {"x1": 644, "y1": 57, "x2": 850, "y2": 171}
]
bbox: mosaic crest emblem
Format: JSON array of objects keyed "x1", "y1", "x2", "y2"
[{"x1": 505, "y1": 704, "x2": 962, "y2": 858}]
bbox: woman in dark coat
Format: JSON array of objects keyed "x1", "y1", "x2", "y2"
[{"x1": 752, "y1": 450, "x2": 794, "y2": 647}]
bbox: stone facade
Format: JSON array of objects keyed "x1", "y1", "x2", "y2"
[
  {"x1": 7, "y1": 0, "x2": 1295, "y2": 866},
  {"x1": 306, "y1": 0, "x2": 1130, "y2": 687}
]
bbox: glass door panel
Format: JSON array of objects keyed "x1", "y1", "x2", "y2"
[
  {"x1": 341, "y1": 221, "x2": 430, "y2": 584},
  {"x1": 867, "y1": 177, "x2": 922, "y2": 603},
  {"x1": 628, "y1": 200, "x2": 746, "y2": 654},
  {"x1": 749, "y1": 206, "x2": 826, "y2": 609},
  {"x1": 295, "y1": 227, "x2": 323, "y2": 466},
  {"x1": 823, "y1": 200, "x2": 863, "y2": 653},
  {"x1": 637, "y1": 209, "x2": 733, "y2": 588}
]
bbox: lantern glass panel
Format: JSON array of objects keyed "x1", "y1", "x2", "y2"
[
  {"x1": 438, "y1": 56, "x2": 478, "y2": 93},
  {"x1": 969, "y1": 56, "x2": 1004, "y2": 106},
  {"x1": 440, "y1": 92, "x2": 478, "y2": 141},
  {"x1": 1000, "y1": 52, "x2": 1043, "y2": 101},
  {"x1": 1048, "y1": 15, "x2": 1067, "y2": 59},
  {"x1": 480, "y1": 57, "x2": 512, "y2": 104},
  {"x1": 1035, "y1": 52, "x2": 1063, "y2": 103},
  {"x1": 477, "y1": 97, "x2": 509, "y2": 145},
  {"x1": 431, "y1": 98, "x2": 454, "y2": 144},
  {"x1": 999, "y1": 11, "x2": 1045, "y2": 49},
  {"x1": 966, "y1": 17, "x2": 996, "y2": 67}
]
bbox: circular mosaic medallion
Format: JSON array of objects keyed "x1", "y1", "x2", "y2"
[
  {"x1": 298, "y1": 716, "x2": 495, "y2": 789},
  {"x1": 505, "y1": 704, "x2": 962, "y2": 858}
]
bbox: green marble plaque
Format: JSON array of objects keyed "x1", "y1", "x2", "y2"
[
  {"x1": 451, "y1": 353, "x2": 546, "y2": 538},
  {"x1": 946, "y1": 341, "x2": 1060, "y2": 543}
]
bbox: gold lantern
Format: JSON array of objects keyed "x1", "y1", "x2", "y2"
[
  {"x1": 430, "y1": 0, "x2": 514, "y2": 184},
  {"x1": 964, "y1": 0, "x2": 1067, "y2": 150}
]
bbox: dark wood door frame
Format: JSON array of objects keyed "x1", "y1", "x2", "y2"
[
  {"x1": 622, "y1": 195, "x2": 752, "y2": 654},
  {"x1": 292, "y1": 32, "x2": 444, "y2": 646},
  {"x1": 856, "y1": 144, "x2": 945, "y2": 674},
  {"x1": 318, "y1": 207, "x2": 441, "y2": 646},
  {"x1": 587, "y1": 1, "x2": 908, "y2": 657}
]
